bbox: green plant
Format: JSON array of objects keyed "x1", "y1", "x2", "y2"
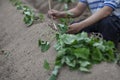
[
  {"x1": 22, "y1": 6, "x2": 35, "y2": 26},
  {"x1": 38, "y1": 39, "x2": 50, "y2": 52},
  {"x1": 43, "y1": 60, "x2": 50, "y2": 70},
  {"x1": 38, "y1": 13, "x2": 45, "y2": 22},
  {"x1": 57, "y1": 12, "x2": 74, "y2": 34},
  {"x1": 10, "y1": 0, "x2": 44, "y2": 26},
  {"x1": 49, "y1": 32, "x2": 116, "y2": 80}
]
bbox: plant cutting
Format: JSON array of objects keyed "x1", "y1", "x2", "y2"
[
  {"x1": 48, "y1": 32, "x2": 116, "y2": 80},
  {"x1": 10, "y1": 0, "x2": 45, "y2": 26},
  {"x1": 38, "y1": 39, "x2": 50, "y2": 52}
]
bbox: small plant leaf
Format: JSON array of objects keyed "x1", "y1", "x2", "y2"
[
  {"x1": 43, "y1": 60, "x2": 50, "y2": 70},
  {"x1": 74, "y1": 48, "x2": 90, "y2": 59},
  {"x1": 57, "y1": 24, "x2": 68, "y2": 34},
  {"x1": 39, "y1": 13, "x2": 45, "y2": 22},
  {"x1": 79, "y1": 67, "x2": 90, "y2": 72},
  {"x1": 49, "y1": 74, "x2": 56, "y2": 80},
  {"x1": 91, "y1": 48, "x2": 103, "y2": 62},
  {"x1": 79, "y1": 61, "x2": 91, "y2": 67},
  {"x1": 24, "y1": 15, "x2": 34, "y2": 26},
  {"x1": 38, "y1": 39, "x2": 50, "y2": 52}
]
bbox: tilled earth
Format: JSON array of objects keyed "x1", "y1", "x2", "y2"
[{"x1": 0, "y1": 0, "x2": 120, "y2": 80}]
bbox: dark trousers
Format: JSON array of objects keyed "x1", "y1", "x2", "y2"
[{"x1": 76, "y1": 15, "x2": 120, "y2": 47}]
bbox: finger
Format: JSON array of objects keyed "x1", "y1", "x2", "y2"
[
  {"x1": 67, "y1": 29, "x2": 74, "y2": 34},
  {"x1": 48, "y1": 13, "x2": 55, "y2": 18},
  {"x1": 48, "y1": 10, "x2": 55, "y2": 16},
  {"x1": 67, "y1": 28, "x2": 78, "y2": 34},
  {"x1": 48, "y1": 10, "x2": 52, "y2": 14},
  {"x1": 68, "y1": 27, "x2": 71, "y2": 29}
]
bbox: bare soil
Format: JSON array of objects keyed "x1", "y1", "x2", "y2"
[{"x1": 0, "y1": 0, "x2": 120, "y2": 80}]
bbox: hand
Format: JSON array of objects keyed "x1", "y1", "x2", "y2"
[
  {"x1": 67, "y1": 23, "x2": 84, "y2": 34},
  {"x1": 48, "y1": 9, "x2": 62, "y2": 19}
]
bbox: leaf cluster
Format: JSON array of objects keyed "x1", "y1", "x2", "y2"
[
  {"x1": 49, "y1": 32, "x2": 116, "y2": 80},
  {"x1": 10, "y1": 0, "x2": 44, "y2": 26},
  {"x1": 57, "y1": 17, "x2": 73, "y2": 34}
]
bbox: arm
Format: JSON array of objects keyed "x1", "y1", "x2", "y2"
[
  {"x1": 80, "y1": 6, "x2": 113, "y2": 28},
  {"x1": 62, "y1": 2, "x2": 87, "y2": 18},
  {"x1": 48, "y1": 2, "x2": 87, "y2": 18},
  {"x1": 67, "y1": 6, "x2": 113, "y2": 34}
]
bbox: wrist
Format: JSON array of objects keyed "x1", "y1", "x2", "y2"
[
  {"x1": 60, "y1": 11, "x2": 74, "y2": 18},
  {"x1": 77, "y1": 22, "x2": 86, "y2": 29},
  {"x1": 59, "y1": 11, "x2": 67, "y2": 18}
]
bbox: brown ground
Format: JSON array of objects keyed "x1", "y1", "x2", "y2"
[{"x1": 0, "y1": 0, "x2": 120, "y2": 80}]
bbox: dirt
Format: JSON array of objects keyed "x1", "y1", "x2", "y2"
[{"x1": 0, "y1": 0, "x2": 120, "y2": 80}]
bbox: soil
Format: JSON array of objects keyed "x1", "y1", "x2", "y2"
[{"x1": 0, "y1": 0, "x2": 120, "y2": 80}]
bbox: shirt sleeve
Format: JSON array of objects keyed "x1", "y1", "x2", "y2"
[
  {"x1": 104, "y1": 0, "x2": 119, "y2": 10},
  {"x1": 79, "y1": 0, "x2": 88, "y2": 4}
]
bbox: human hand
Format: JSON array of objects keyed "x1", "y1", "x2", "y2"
[
  {"x1": 67, "y1": 23, "x2": 84, "y2": 34},
  {"x1": 48, "y1": 9, "x2": 62, "y2": 19}
]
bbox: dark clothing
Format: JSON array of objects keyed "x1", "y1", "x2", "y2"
[{"x1": 74, "y1": 15, "x2": 120, "y2": 47}]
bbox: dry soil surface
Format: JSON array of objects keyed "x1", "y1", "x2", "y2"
[{"x1": 0, "y1": 0, "x2": 120, "y2": 80}]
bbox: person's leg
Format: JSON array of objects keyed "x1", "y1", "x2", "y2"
[{"x1": 97, "y1": 15, "x2": 120, "y2": 47}]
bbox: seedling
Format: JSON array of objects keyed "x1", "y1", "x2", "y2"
[
  {"x1": 10, "y1": 0, "x2": 44, "y2": 26},
  {"x1": 57, "y1": 24, "x2": 68, "y2": 34},
  {"x1": 43, "y1": 60, "x2": 50, "y2": 70},
  {"x1": 38, "y1": 13, "x2": 45, "y2": 22},
  {"x1": 38, "y1": 39, "x2": 50, "y2": 52}
]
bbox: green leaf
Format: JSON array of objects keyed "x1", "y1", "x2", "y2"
[
  {"x1": 76, "y1": 32, "x2": 91, "y2": 44},
  {"x1": 54, "y1": 39, "x2": 64, "y2": 51},
  {"x1": 74, "y1": 48, "x2": 90, "y2": 59},
  {"x1": 79, "y1": 67, "x2": 90, "y2": 72},
  {"x1": 91, "y1": 48, "x2": 103, "y2": 62},
  {"x1": 55, "y1": 34, "x2": 60, "y2": 40},
  {"x1": 103, "y1": 49, "x2": 115, "y2": 62},
  {"x1": 57, "y1": 24, "x2": 68, "y2": 34},
  {"x1": 24, "y1": 11, "x2": 32, "y2": 16},
  {"x1": 57, "y1": 49, "x2": 66, "y2": 58},
  {"x1": 60, "y1": 34, "x2": 76, "y2": 44},
  {"x1": 93, "y1": 41, "x2": 105, "y2": 51},
  {"x1": 65, "y1": 56, "x2": 76, "y2": 67},
  {"x1": 55, "y1": 57, "x2": 63, "y2": 66},
  {"x1": 24, "y1": 15, "x2": 34, "y2": 26},
  {"x1": 79, "y1": 61, "x2": 91, "y2": 67},
  {"x1": 104, "y1": 41, "x2": 115, "y2": 50},
  {"x1": 49, "y1": 74, "x2": 56, "y2": 80},
  {"x1": 16, "y1": 4, "x2": 23, "y2": 10},
  {"x1": 38, "y1": 39, "x2": 50, "y2": 52},
  {"x1": 22, "y1": 5, "x2": 31, "y2": 11},
  {"x1": 52, "y1": 66, "x2": 61, "y2": 75},
  {"x1": 39, "y1": 13, "x2": 45, "y2": 22},
  {"x1": 43, "y1": 60, "x2": 50, "y2": 70}
]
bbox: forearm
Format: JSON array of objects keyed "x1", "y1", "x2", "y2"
[
  {"x1": 79, "y1": 6, "x2": 113, "y2": 28},
  {"x1": 59, "y1": 2, "x2": 87, "y2": 18}
]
